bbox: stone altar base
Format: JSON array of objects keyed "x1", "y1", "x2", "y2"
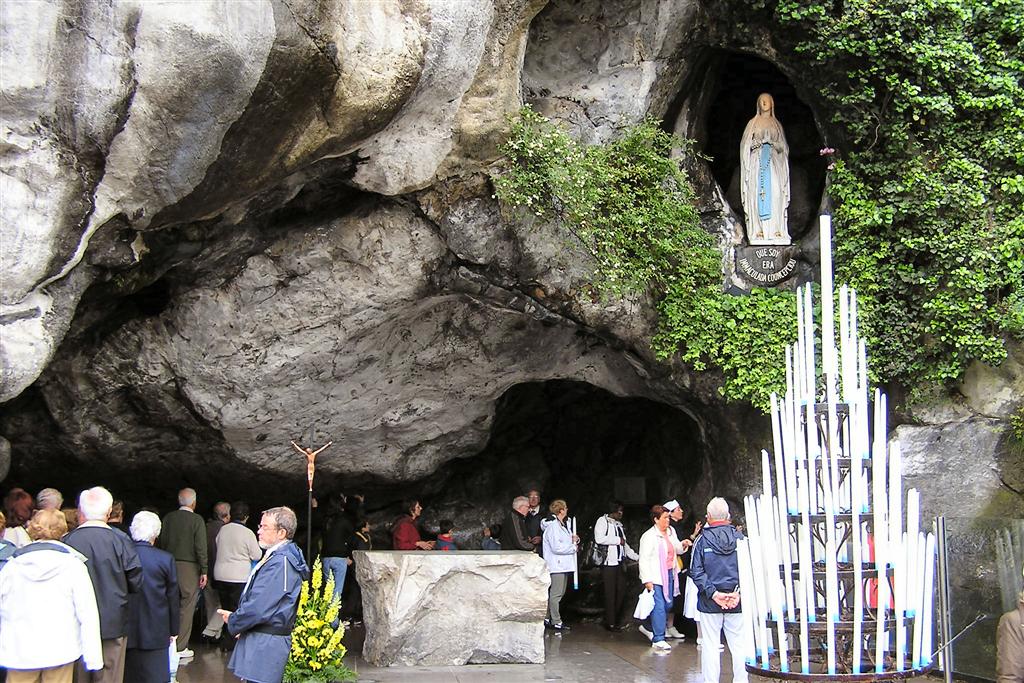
[{"x1": 354, "y1": 550, "x2": 550, "y2": 666}]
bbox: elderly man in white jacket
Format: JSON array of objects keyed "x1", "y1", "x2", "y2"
[
  {"x1": 638, "y1": 504, "x2": 689, "y2": 652},
  {"x1": 0, "y1": 509, "x2": 104, "y2": 681}
]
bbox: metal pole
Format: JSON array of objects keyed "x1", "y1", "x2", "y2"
[
  {"x1": 935, "y1": 516, "x2": 953, "y2": 683},
  {"x1": 307, "y1": 426, "x2": 315, "y2": 566},
  {"x1": 307, "y1": 487, "x2": 313, "y2": 566}
]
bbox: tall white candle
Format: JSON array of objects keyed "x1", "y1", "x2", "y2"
[
  {"x1": 911, "y1": 530, "x2": 927, "y2": 668},
  {"x1": 737, "y1": 539, "x2": 759, "y2": 666},
  {"x1": 797, "y1": 471, "x2": 816, "y2": 624},
  {"x1": 771, "y1": 498, "x2": 789, "y2": 673},
  {"x1": 851, "y1": 460, "x2": 864, "y2": 674},
  {"x1": 921, "y1": 532, "x2": 936, "y2": 666},
  {"x1": 777, "y1": 494, "x2": 796, "y2": 622},
  {"x1": 826, "y1": 537, "x2": 838, "y2": 675},
  {"x1": 906, "y1": 489, "x2": 920, "y2": 617},
  {"x1": 889, "y1": 441, "x2": 904, "y2": 569},
  {"x1": 744, "y1": 496, "x2": 771, "y2": 664},
  {"x1": 894, "y1": 530, "x2": 908, "y2": 671},
  {"x1": 804, "y1": 285, "x2": 816, "y2": 402}
]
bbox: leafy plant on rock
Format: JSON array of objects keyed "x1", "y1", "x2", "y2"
[
  {"x1": 493, "y1": 107, "x2": 795, "y2": 408},
  {"x1": 767, "y1": 0, "x2": 1024, "y2": 390}
]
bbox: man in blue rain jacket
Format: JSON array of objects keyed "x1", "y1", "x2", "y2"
[
  {"x1": 223, "y1": 506, "x2": 309, "y2": 683},
  {"x1": 689, "y1": 497, "x2": 748, "y2": 683}
]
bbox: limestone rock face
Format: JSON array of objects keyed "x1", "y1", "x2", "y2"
[
  {"x1": 355, "y1": 550, "x2": 549, "y2": 666},
  {"x1": 0, "y1": 0, "x2": 546, "y2": 403}
]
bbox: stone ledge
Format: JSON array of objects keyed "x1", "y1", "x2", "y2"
[{"x1": 354, "y1": 550, "x2": 550, "y2": 666}]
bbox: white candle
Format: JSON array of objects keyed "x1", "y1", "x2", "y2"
[
  {"x1": 906, "y1": 489, "x2": 920, "y2": 617},
  {"x1": 826, "y1": 537, "x2": 838, "y2": 675},
  {"x1": 796, "y1": 471, "x2": 813, "y2": 673},
  {"x1": 777, "y1": 494, "x2": 796, "y2": 622},
  {"x1": 851, "y1": 460, "x2": 864, "y2": 674},
  {"x1": 922, "y1": 532, "x2": 936, "y2": 666},
  {"x1": 737, "y1": 539, "x2": 759, "y2": 666},
  {"x1": 762, "y1": 449, "x2": 773, "y2": 503},
  {"x1": 797, "y1": 471, "x2": 815, "y2": 624},
  {"x1": 894, "y1": 530, "x2": 907, "y2": 671},
  {"x1": 744, "y1": 496, "x2": 770, "y2": 664},
  {"x1": 911, "y1": 530, "x2": 926, "y2": 668},
  {"x1": 889, "y1": 441, "x2": 904, "y2": 569},
  {"x1": 804, "y1": 285, "x2": 816, "y2": 402},
  {"x1": 771, "y1": 498, "x2": 789, "y2": 673}
]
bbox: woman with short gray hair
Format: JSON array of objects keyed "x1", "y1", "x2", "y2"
[{"x1": 125, "y1": 511, "x2": 180, "y2": 683}]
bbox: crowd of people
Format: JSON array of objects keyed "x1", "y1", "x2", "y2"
[
  {"x1": 384, "y1": 487, "x2": 750, "y2": 682},
  {"x1": 0, "y1": 486, "x2": 307, "y2": 683},
  {"x1": 0, "y1": 482, "x2": 753, "y2": 683}
]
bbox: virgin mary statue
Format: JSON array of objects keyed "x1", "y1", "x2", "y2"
[{"x1": 740, "y1": 93, "x2": 791, "y2": 245}]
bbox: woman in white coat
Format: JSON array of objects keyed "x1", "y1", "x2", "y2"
[
  {"x1": 541, "y1": 499, "x2": 579, "y2": 631},
  {"x1": 0, "y1": 509, "x2": 103, "y2": 680},
  {"x1": 638, "y1": 505, "x2": 688, "y2": 652}
]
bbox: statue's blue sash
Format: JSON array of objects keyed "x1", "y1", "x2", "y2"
[{"x1": 758, "y1": 142, "x2": 772, "y2": 219}]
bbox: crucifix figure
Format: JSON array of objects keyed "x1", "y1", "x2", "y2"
[{"x1": 291, "y1": 440, "x2": 333, "y2": 491}]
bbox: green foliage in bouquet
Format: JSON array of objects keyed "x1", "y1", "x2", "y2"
[{"x1": 284, "y1": 559, "x2": 355, "y2": 683}]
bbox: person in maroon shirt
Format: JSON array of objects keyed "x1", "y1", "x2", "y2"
[{"x1": 392, "y1": 500, "x2": 434, "y2": 550}]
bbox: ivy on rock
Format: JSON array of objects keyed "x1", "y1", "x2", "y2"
[{"x1": 492, "y1": 107, "x2": 794, "y2": 409}]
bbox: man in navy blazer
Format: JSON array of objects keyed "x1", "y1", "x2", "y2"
[{"x1": 126, "y1": 512, "x2": 180, "y2": 683}]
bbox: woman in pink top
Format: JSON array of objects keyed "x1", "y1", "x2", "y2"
[{"x1": 638, "y1": 505, "x2": 689, "y2": 652}]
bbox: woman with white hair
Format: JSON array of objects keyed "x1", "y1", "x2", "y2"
[{"x1": 125, "y1": 511, "x2": 179, "y2": 683}]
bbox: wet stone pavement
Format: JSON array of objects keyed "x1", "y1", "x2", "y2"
[{"x1": 172, "y1": 622, "x2": 938, "y2": 683}]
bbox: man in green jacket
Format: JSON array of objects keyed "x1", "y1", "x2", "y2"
[{"x1": 158, "y1": 488, "x2": 208, "y2": 658}]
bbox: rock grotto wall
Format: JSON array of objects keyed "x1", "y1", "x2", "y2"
[{"x1": 0, "y1": 0, "x2": 1020, "y2": 580}]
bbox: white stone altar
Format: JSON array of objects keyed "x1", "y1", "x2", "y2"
[{"x1": 354, "y1": 550, "x2": 550, "y2": 666}]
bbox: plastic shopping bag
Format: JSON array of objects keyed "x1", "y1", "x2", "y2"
[
  {"x1": 169, "y1": 641, "x2": 180, "y2": 682},
  {"x1": 633, "y1": 587, "x2": 654, "y2": 620}
]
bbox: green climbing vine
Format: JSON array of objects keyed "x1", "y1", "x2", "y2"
[
  {"x1": 493, "y1": 107, "x2": 794, "y2": 408},
  {"x1": 495, "y1": 0, "x2": 1024, "y2": 409},
  {"x1": 765, "y1": 0, "x2": 1024, "y2": 389}
]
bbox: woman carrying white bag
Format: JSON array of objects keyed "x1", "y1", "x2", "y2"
[{"x1": 637, "y1": 505, "x2": 688, "y2": 652}]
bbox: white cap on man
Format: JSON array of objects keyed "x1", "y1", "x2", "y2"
[{"x1": 663, "y1": 499, "x2": 680, "y2": 512}]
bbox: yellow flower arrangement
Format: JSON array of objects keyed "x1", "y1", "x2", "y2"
[{"x1": 283, "y1": 558, "x2": 355, "y2": 682}]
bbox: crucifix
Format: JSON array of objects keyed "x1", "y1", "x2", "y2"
[
  {"x1": 291, "y1": 439, "x2": 333, "y2": 491},
  {"x1": 291, "y1": 438, "x2": 332, "y2": 564}
]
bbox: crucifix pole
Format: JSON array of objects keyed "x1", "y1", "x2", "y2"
[{"x1": 291, "y1": 438, "x2": 333, "y2": 566}]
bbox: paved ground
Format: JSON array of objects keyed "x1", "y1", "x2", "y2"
[
  {"x1": 175, "y1": 623, "x2": 731, "y2": 683},
  {"x1": 173, "y1": 622, "x2": 940, "y2": 682}
]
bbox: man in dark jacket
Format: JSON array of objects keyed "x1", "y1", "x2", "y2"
[
  {"x1": 524, "y1": 489, "x2": 543, "y2": 554},
  {"x1": 321, "y1": 495, "x2": 355, "y2": 604},
  {"x1": 158, "y1": 488, "x2": 208, "y2": 657},
  {"x1": 64, "y1": 486, "x2": 143, "y2": 683},
  {"x1": 223, "y1": 506, "x2": 309, "y2": 683},
  {"x1": 501, "y1": 496, "x2": 534, "y2": 551},
  {"x1": 689, "y1": 497, "x2": 748, "y2": 683}
]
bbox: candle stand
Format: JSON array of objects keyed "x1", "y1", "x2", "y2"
[{"x1": 737, "y1": 216, "x2": 936, "y2": 681}]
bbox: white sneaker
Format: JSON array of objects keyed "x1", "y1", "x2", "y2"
[
  {"x1": 651, "y1": 640, "x2": 672, "y2": 652},
  {"x1": 638, "y1": 625, "x2": 653, "y2": 641},
  {"x1": 665, "y1": 626, "x2": 686, "y2": 639},
  {"x1": 177, "y1": 648, "x2": 195, "y2": 659}
]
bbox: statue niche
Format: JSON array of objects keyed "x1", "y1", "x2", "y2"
[{"x1": 740, "y1": 93, "x2": 791, "y2": 245}]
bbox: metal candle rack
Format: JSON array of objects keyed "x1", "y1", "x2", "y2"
[{"x1": 738, "y1": 216, "x2": 936, "y2": 681}]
